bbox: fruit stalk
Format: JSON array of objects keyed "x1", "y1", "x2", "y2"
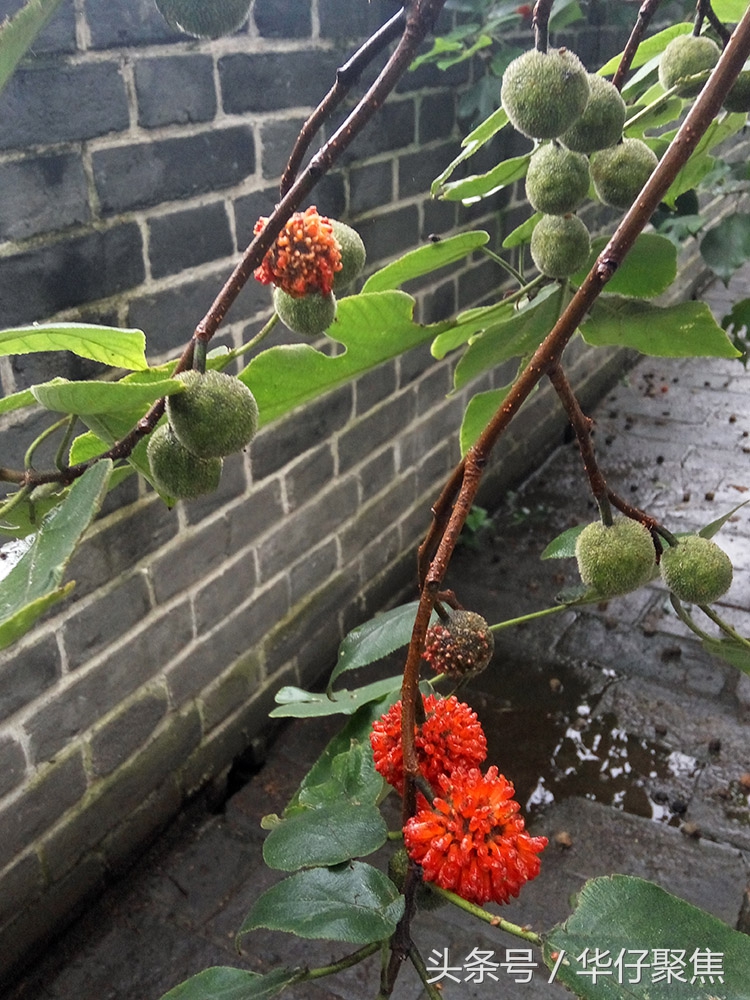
[{"x1": 612, "y1": 0, "x2": 663, "y2": 91}]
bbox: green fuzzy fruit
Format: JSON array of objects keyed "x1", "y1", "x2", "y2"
[
  {"x1": 659, "y1": 34, "x2": 721, "y2": 97},
  {"x1": 501, "y1": 48, "x2": 590, "y2": 140},
  {"x1": 166, "y1": 370, "x2": 259, "y2": 459},
  {"x1": 723, "y1": 71, "x2": 750, "y2": 113},
  {"x1": 147, "y1": 423, "x2": 223, "y2": 500},
  {"x1": 660, "y1": 535, "x2": 733, "y2": 605},
  {"x1": 274, "y1": 287, "x2": 337, "y2": 336},
  {"x1": 590, "y1": 138, "x2": 658, "y2": 210},
  {"x1": 330, "y1": 220, "x2": 366, "y2": 290},
  {"x1": 575, "y1": 516, "x2": 656, "y2": 597},
  {"x1": 560, "y1": 74, "x2": 627, "y2": 153},
  {"x1": 156, "y1": 0, "x2": 252, "y2": 38},
  {"x1": 530, "y1": 213, "x2": 591, "y2": 279},
  {"x1": 525, "y1": 143, "x2": 591, "y2": 215}
]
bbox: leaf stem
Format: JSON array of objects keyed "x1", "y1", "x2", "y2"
[
  {"x1": 409, "y1": 944, "x2": 444, "y2": 1000},
  {"x1": 489, "y1": 603, "x2": 570, "y2": 632},
  {"x1": 669, "y1": 593, "x2": 714, "y2": 641},
  {"x1": 230, "y1": 313, "x2": 280, "y2": 362},
  {"x1": 0, "y1": 484, "x2": 32, "y2": 523},
  {"x1": 307, "y1": 941, "x2": 381, "y2": 980},
  {"x1": 24, "y1": 417, "x2": 68, "y2": 470},
  {"x1": 478, "y1": 245, "x2": 526, "y2": 285},
  {"x1": 698, "y1": 603, "x2": 750, "y2": 649},
  {"x1": 54, "y1": 415, "x2": 77, "y2": 472},
  {"x1": 430, "y1": 886, "x2": 542, "y2": 943}
]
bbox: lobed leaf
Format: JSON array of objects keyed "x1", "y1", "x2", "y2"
[
  {"x1": 362, "y1": 231, "x2": 489, "y2": 293},
  {"x1": 571, "y1": 234, "x2": 677, "y2": 299},
  {"x1": 270, "y1": 675, "x2": 403, "y2": 718},
  {"x1": 436, "y1": 153, "x2": 531, "y2": 204},
  {"x1": 298, "y1": 743, "x2": 384, "y2": 809},
  {"x1": 0, "y1": 323, "x2": 147, "y2": 370},
  {"x1": 701, "y1": 214, "x2": 750, "y2": 284},
  {"x1": 237, "y1": 862, "x2": 404, "y2": 945},
  {"x1": 157, "y1": 966, "x2": 305, "y2": 1000},
  {"x1": 597, "y1": 23, "x2": 692, "y2": 77},
  {"x1": 31, "y1": 377, "x2": 184, "y2": 415},
  {"x1": 262, "y1": 802, "x2": 387, "y2": 871},
  {"x1": 502, "y1": 212, "x2": 541, "y2": 249},
  {"x1": 459, "y1": 385, "x2": 513, "y2": 457},
  {"x1": 430, "y1": 106, "x2": 509, "y2": 195}
]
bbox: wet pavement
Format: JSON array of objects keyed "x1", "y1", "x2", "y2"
[{"x1": 7, "y1": 270, "x2": 750, "y2": 999}]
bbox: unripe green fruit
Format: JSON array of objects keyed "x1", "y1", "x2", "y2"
[
  {"x1": 501, "y1": 48, "x2": 590, "y2": 140},
  {"x1": 525, "y1": 143, "x2": 590, "y2": 215},
  {"x1": 560, "y1": 74, "x2": 627, "y2": 153},
  {"x1": 166, "y1": 370, "x2": 259, "y2": 459},
  {"x1": 575, "y1": 516, "x2": 656, "y2": 597},
  {"x1": 274, "y1": 287, "x2": 337, "y2": 336},
  {"x1": 723, "y1": 71, "x2": 750, "y2": 113},
  {"x1": 660, "y1": 535, "x2": 733, "y2": 605},
  {"x1": 330, "y1": 220, "x2": 366, "y2": 290},
  {"x1": 659, "y1": 34, "x2": 721, "y2": 97},
  {"x1": 530, "y1": 214, "x2": 591, "y2": 279},
  {"x1": 590, "y1": 138, "x2": 658, "y2": 210},
  {"x1": 147, "y1": 424, "x2": 223, "y2": 500},
  {"x1": 155, "y1": 0, "x2": 252, "y2": 38}
]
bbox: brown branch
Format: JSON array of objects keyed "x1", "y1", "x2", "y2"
[
  {"x1": 280, "y1": 7, "x2": 406, "y2": 197},
  {"x1": 15, "y1": 0, "x2": 449, "y2": 492},
  {"x1": 532, "y1": 0, "x2": 554, "y2": 53},
  {"x1": 611, "y1": 0, "x2": 663, "y2": 91},
  {"x1": 401, "y1": 1, "x2": 750, "y2": 795},
  {"x1": 701, "y1": 1, "x2": 732, "y2": 44}
]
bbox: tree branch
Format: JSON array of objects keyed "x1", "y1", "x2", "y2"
[{"x1": 612, "y1": 0, "x2": 663, "y2": 92}]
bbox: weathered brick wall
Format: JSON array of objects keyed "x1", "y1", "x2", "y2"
[{"x1": 0, "y1": 0, "x2": 637, "y2": 982}]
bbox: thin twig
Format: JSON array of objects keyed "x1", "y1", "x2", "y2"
[
  {"x1": 280, "y1": 7, "x2": 407, "y2": 197},
  {"x1": 532, "y1": 0, "x2": 554, "y2": 53},
  {"x1": 704, "y1": 3, "x2": 732, "y2": 45},
  {"x1": 612, "y1": 0, "x2": 663, "y2": 91}
]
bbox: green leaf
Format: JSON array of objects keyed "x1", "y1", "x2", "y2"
[
  {"x1": 0, "y1": 461, "x2": 112, "y2": 649},
  {"x1": 701, "y1": 214, "x2": 750, "y2": 284},
  {"x1": 298, "y1": 743, "x2": 384, "y2": 809},
  {"x1": 327, "y1": 601, "x2": 433, "y2": 691},
  {"x1": 437, "y1": 153, "x2": 531, "y2": 203},
  {"x1": 0, "y1": 0, "x2": 64, "y2": 96},
  {"x1": 571, "y1": 234, "x2": 677, "y2": 299},
  {"x1": 702, "y1": 636, "x2": 750, "y2": 675},
  {"x1": 0, "y1": 387, "x2": 36, "y2": 416},
  {"x1": 0, "y1": 487, "x2": 66, "y2": 540},
  {"x1": 544, "y1": 875, "x2": 750, "y2": 999},
  {"x1": 269, "y1": 675, "x2": 403, "y2": 718},
  {"x1": 240, "y1": 292, "x2": 451, "y2": 427},
  {"x1": 263, "y1": 802, "x2": 387, "y2": 871},
  {"x1": 31, "y1": 377, "x2": 184, "y2": 415},
  {"x1": 0, "y1": 323, "x2": 148, "y2": 370},
  {"x1": 663, "y1": 113, "x2": 747, "y2": 210},
  {"x1": 453, "y1": 286, "x2": 562, "y2": 390},
  {"x1": 459, "y1": 386, "x2": 512, "y2": 457},
  {"x1": 624, "y1": 96, "x2": 683, "y2": 136},
  {"x1": 699, "y1": 499, "x2": 750, "y2": 539},
  {"x1": 502, "y1": 212, "x2": 542, "y2": 249},
  {"x1": 712, "y1": 0, "x2": 748, "y2": 19},
  {"x1": 158, "y1": 966, "x2": 305, "y2": 1000},
  {"x1": 362, "y1": 231, "x2": 489, "y2": 293},
  {"x1": 431, "y1": 297, "x2": 517, "y2": 360},
  {"x1": 430, "y1": 106, "x2": 509, "y2": 195},
  {"x1": 598, "y1": 23, "x2": 692, "y2": 77},
  {"x1": 68, "y1": 430, "x2": 110, "y2": 466},
  {"x1": 581, "y1": 298, "x2": 740, "y2": 358},
  {"x1": 541, "y1": 524, "x2": 586, "y2": 560},
  {"x1": 238, "y1": 862, "x2": 404, "y2": 945}
]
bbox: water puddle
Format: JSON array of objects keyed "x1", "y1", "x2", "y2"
[{"x1": 465, "y1": 661, "x2": 701, "y2": 826}]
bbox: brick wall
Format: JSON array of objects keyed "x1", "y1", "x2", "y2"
[{"x1": 0, "y1": 0, "x2": 635, "y2": 982}]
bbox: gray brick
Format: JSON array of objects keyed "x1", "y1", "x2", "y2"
[
  {"x1": 232, "y1": 184, "x2": 280, "y2": 247},
  {"x1": 219, "y1": 51, "x2": 342, "y2": 115},
  {"x1": 284, "y1": 442, "x2": 335, "y2": 512},
  {"x1": 419, "y1": 92, "x2": 458, "y2": 144},
  {"x1": 62, "y1": 572, "x2": 152, "y2": 670},
  {"x1": 25, "y1": 601, "x2": 192, "y2": 764},
  {"x1": 225, "y1": 478, "x2": 285, "y2": 552},
  {"x1": 0, "y1": 224, "x2": 145, "y2": 327},
  {"x1": 399, "y1": 340, "x2": 437, "y2": 387},
  {"x1": 128, "y1": 271, "x2": 267, "y2": 357},
  {"x1": 0, "y1": 154, "x2": 90, "y2": 242},
  {"x1": 0, "y1": 634, "x2": 60, "y2": 723},
  {"x1": 340, "y1": 471, "x2": 416, "y2": 564},
  {"x1": 318, "y1": 0, "x2": 401, "y2": 39},
  {"x1": 399, "y1": 141, "x2": 457, "y2": 200},
  {"x1": 0, "y1": 735, "x2": 26, "y2": 798},
  {"x1": 333, "y1": 99, "x2": 416, "y2": 164},
  {"x1": 338, "y1": 390, "x2": 415, "y2": 473},
  {"x1": 354, "y1": 361, "x2": 398, "y2": 416},
  {"x1": 254, "y1": 0, "x2": 312, "y2": 37},
  {"x1": 135, "y1": 55, "x2": 217, "y2": 128},
  {"x1": 85, "y1": 0, "x2": 181, "y2": 48},
  {"x1": 89, "y1": 686, "x2": 169, "y2": 778},
  {"x1": 257, "y1": 477, "x2": 359, "y2": 581},
  {"x1": 359, "y1": 446, "x2": 397, "y2": 503},
  {"x1": 167, "y1": 579, "x2": 289, "y2": 705},
  {"x1": 193, "y1": 554, "x2": 258, "y2": 636},
  {"x1": 64, "y1": 499, "x2": 179, "y2": 600},
  {"x1": 457, "y1": 256, "x2": 505, "y2": 310},
  {"x1": 349, "y1": 160, "x2": 393, "y2": 217},
  {"x1": 200, "y1": 651, "x2": 263, "y2": 733},
  {"x1": 42, "y1": 708, "x2": 201, "y2": 882},
  {"x1": 0, "y1": 853, "x2": 44, "y2": 928},
  {"x1": 250, "y1": 385, "x2": 353, "y2": 479},
  {"x1": 101, "y1": 779, "x2": 181, "y2": 876},
  {"x1": 0, "y1": 751, "x2": 86, "y2": 871},
  {"x1": 93, "y1": 128, "x2": 256, "y2": 215},
  {"x1": 421, "y1": 196, "x2": 458, "y2": 242},
  {"x1": 151, "y1": 516, "x2": 231, "y2": 604},
  {"x1": 415, "y1": 361, "x2": 452, "y2": 414},
  {"x1": 360, "y1": 523, "x2": 402, "y2": 581},
  {"x1": 420, "y1": 277, "x2": 457, "y2": 324},
  {"x1": 148, "y1": 203, "x2": 234, "y2": 280},
  {"x1": 290, "y1": 538, "x2": 339, "y2": 605},
  {"x1": 0, "y1": 62, "x2": 128, "y2": 150},
  {"x1": 260, "y1": 117, "x2": 309, "y2": 181},
  {"x1": 416, "y1": 440, "x2": 455, "y2": 497},
  {"x1": 353, "y1": 205, "x2": 419, "y2": 267}
]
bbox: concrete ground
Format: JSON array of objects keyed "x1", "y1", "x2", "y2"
[{"x1": 7, "y1": 272, "x2": 750, "y2": 999}]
